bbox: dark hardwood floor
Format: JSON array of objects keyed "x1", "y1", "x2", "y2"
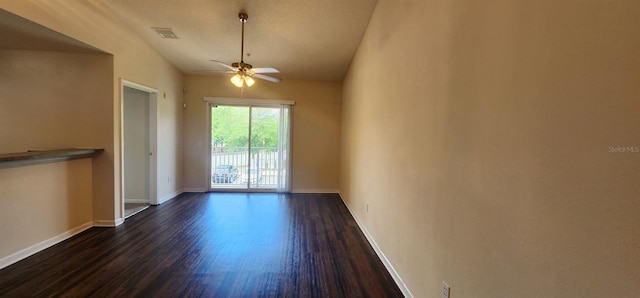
[{"x1": 0, "y1": 192, "x2": 403, "y2": 297}]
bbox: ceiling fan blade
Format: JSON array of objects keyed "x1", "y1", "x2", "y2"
[
  {"x1": 253, "y1": 74, "x2": 281, "y2": 83},
  {"x1": 193, "y1": 69, "x2": 236, "y2": 73},
  {"x1": 193, "y1": 70, "x2": 237, "y2": 76},
  {"x1": 210, "y1": 60, "x2": 236, "y2": 70},
  {"x1": 251, "y1": 67, "x2": 280, "y2": 74}
]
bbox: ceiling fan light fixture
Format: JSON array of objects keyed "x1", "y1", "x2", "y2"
[
  {"x1": 230, "y1": 74, "x2": 255, "y2": 88},
  {"x1": 244, "y1": 76, "x2": 255, "y2": 87},
  {"x1": 230, "y1": 74, "x2": 244, "y2": 87}
]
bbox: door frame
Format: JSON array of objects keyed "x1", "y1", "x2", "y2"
[
  {"x1": 204, "y1": 97, "x2": 294, "y2": 193},
  {"x1": 120, "y1": 79, "x2": 158, "y2": 220}
]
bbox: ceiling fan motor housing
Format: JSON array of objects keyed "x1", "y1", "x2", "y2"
[{"x1": 231, "y1": 62, "x2": 253, "y2": 70}]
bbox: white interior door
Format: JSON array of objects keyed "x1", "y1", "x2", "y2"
[{"x1": 123, "y1": 86, "x2": 150, "y2": 203}]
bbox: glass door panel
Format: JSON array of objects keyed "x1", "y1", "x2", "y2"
[
  {"x1": 248, "y1": 107, "x2": 281, "y2": 189},
  {"x1": 210, "y1": 106, "x2": 249, "y2": 189}
]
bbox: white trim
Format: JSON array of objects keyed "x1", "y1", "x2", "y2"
[
  {"x1": 94, "y1": 218, "x2": 124, "y2": 227},
  {"x1": 338, "y1": 193, "x2": 413, "y2": 298},
  {"x1": 206, "y1": 103, "x2": 213, "y2": 192},
  {"x1": 124, "y1": 199, "x2": 150, "y2": 204},
  {"x1": 209, "y1": 188, "x2": 277, "y2": 193},
  {"x1": 148, "y1": 94, "x2": 158, "y2": 205},
  {"x1": 291, "y1": 189, "x2": 340, "y2": 194},
  {"x1": 203, "y1": 96, "x2": 295, "y2": 106},
  {"x1": 120, "y1": 79, "x2": 159, "y2": 222},
  {"x1": 157, "y1": 189, "x2": 184, "y2": 205},
  {"x1": 123, "y1": 80, "x2": 159, "y2": 93},
  {"x1": 0, "y1": 221, "x2": 93, "y2": 270},
  {"x1": 183, "y1": 188, "x2": 207, "y2": 193}
]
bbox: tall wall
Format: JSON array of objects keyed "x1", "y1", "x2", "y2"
[
  {"x1": 341, "y1": 0, "x2": 640, "y2": 297},
  {"x1": 183, "y1": 75, "x2": 342, "y2": 192},
  {"x1": 0, "y1": 1, "x2": 184, "y2": 222},
  {"x1": 0, "y1": 49, "x2": 110, "y2": 264}
]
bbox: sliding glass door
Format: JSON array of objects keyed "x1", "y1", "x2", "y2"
[{"x1": 209, "y1": 104, "x2": 290, "y2": 192}]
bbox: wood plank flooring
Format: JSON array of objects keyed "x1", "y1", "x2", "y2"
[{"x1": 0, "y1": 193, "x2": 403, "y2": 297}]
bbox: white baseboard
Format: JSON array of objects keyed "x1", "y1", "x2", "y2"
[
  {"x1": 94, "y1": 218, "x2": 124, "y2": 227},
  {"x1": 157, "y1": 189, "x2": 184, "y2": 205},
  {"x1": 182, "y1": 188, "x2": 206, "y2": 193},
  {"x1": 124, "y1": 199, "x2": 149, "y2": 204},
  {"x1": 291, "y1": 189, "x2": 339, "y2": 194},
  {"x1": 338, "y1": 192, "x2": 413, "y2": 298},
  {"x1": 0, "y1": 221, "x2": 93, "y2": 270},
  {"x1": 183, "y1": 188, "x2": 339, "y2": 194}
]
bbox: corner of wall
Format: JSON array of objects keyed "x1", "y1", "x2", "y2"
[{"x1": 337, "y1": 192, "x2": 413, "y2": 297}]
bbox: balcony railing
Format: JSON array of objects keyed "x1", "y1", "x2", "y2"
[{"x1": 211, "y1": 146, "x2": 285, "y2": 188}]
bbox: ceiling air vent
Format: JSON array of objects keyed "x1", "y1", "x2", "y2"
[{"x1": 152, "y1": 27, "x2": 178, "y2": 39}]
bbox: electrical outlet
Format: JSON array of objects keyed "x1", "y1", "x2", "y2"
[
  {"x1": 442, "y1": 281, "x2": 450, "y2": 298},
  {"x1": 366, "y1": 202, "x2": 369, "y2": 212}
]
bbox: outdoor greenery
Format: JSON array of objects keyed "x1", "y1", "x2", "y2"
[{"x1": 211, "y1": 106, "x2": 280, "y2": 148}]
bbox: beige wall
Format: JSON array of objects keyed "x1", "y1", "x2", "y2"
[
  {"x1": 183, "y1": 76, "x2": 341, "y2": 192},
  {"x1": 0, "y1": 49, "x2": 112, "y2": 255},
  {"x1": 0, "y1": 50, "x2": 112, "y2": 152},
  {"x1": 0, "y1": 1, "x2": 184, "y2": 221},
  {"x1": 341, "y1": 0, "x2": 640, "y2": 297},
  {"x1": 0, "y1": 159, "x2": 93, "y2": 262}
]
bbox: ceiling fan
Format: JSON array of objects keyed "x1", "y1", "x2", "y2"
[{"x1": 210, "y1": 13, "x2": 281, "y2": 88}]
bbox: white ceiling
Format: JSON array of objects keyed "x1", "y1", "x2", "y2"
[{"x1": 101, "y1": 0, "x2": 377, "y2": 82}]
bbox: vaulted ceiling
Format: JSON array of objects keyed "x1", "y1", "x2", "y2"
[
  {"x1": 0, "y1": 8, "x2": 101, "y2": 53},
  {"x1": 101, "y1": 0, "x2": 377, "y2": 82}
]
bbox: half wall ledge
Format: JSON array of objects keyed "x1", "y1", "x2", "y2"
[{"x1": 0, "y1": 148, "x2": 104, "y2": 169}]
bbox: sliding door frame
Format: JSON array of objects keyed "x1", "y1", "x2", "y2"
[{"x1": 204, "y1": 97, "x2": 294, "y2": 193}]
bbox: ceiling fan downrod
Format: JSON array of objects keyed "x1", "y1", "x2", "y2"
[
  {"x1": 239, "y1": 13, "x2": 247, "y2": 65},
  {"x1": 231, "y1": 13, "x2": 252, "y2": 71}
]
